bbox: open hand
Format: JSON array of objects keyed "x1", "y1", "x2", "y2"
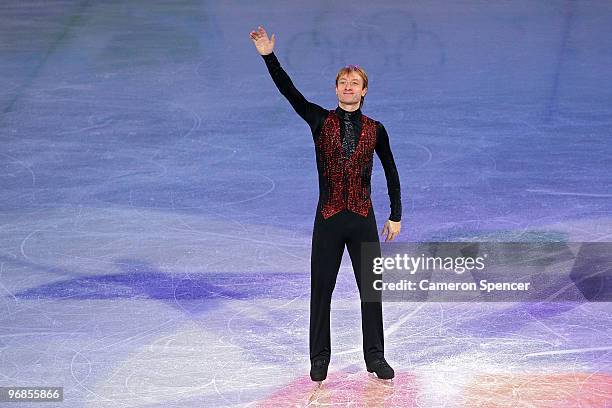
[{"x1": 249, "y1": 25, "x2": 275, "y2": 55}]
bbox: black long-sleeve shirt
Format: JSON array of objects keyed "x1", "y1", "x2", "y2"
[{"x1": 262, "y1": 52, "x2": 402, "y2": 222}]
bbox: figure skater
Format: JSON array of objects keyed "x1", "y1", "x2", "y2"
[{"x1": 250, "y1": 26, "x2": 402, "y2": 382}]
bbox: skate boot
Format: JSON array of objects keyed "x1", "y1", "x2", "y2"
[
  {"x1": 366, "y1": 357, "x2": 394, "y2": 380},
  {"x1": 310, "y1": 357, "x2": 329, "y2": 382}
]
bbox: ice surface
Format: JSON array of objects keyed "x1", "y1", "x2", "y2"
[{"x1": 1, "y1": 0, "x2": 611, "y2": 406}]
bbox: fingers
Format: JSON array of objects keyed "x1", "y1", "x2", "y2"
[
  {"x1": 382, "y1": 224, "x2": 391, "y2": 242},
  {"x1": 381, "y1": 223, "x2": 388, "y2": 238},
  {"x1": 250, "y1": 26, "x2": 271, "y2": 43},
  {"x1": 389, "y1": 226, "x2": 401, "y2": 241},
  {"x1": 253, "y1": 26, "x2": 267, "y2": 40}
]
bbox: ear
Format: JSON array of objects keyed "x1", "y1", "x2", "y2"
[{"x1": 362, "y1": 87, "x2": 368, "y2": 97}]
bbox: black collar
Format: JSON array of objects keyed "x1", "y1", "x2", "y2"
[{"x1": 335, "y1": 106, "x2": 362, "y2": 121}]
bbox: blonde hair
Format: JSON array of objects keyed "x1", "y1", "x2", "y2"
[{"x1": 335, "y1": 65, "x2": 368, "y2": 108}]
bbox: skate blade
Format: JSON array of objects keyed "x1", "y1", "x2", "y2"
[{"x1": 367, "y1": 372, "x2": 395, "y2": 386}]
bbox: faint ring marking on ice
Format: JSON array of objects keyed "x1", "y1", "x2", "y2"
[
  {"x1": 171, "y1": 103, "x2": 202, "y2": 140},
  {"x1": 404, "y1": 141, "x2": 432, "y2": 169},
  {"x1": 0, "y1": 152, "x2": 36, "y2": 186},
  {"x1": 222, "y1": 173, "x2": 276, "y2": 205}
]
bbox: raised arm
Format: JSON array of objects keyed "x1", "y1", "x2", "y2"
[
  {"x1": 375, "y1": 122, "x2": 402, "y2": 240},
  {"x1": 250, "y1": 26, "x2": 326, "y2": 132}
]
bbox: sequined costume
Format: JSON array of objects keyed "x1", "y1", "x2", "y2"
[
  {"x1": 317, "y1": 110, "x2": 378, "y2": 219},
  {"x1": 262, "y1": 52, "x2": 402, "y2": 365}
]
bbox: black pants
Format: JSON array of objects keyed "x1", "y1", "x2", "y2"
[{"x1": 309, "y1": 205, "x2": 384, "y2": 364}]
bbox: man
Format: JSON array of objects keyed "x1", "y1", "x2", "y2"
[{"x1": 250, "y1": 26, "x2": 402, "y2": 382}]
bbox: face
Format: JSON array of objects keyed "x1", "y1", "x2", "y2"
[{"x1": 336, "y1": 72, "x2": 367, "y2": 107}]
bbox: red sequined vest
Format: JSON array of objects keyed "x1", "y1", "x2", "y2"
[{"x1": 315, "y1": 110, "x2": 378, "y2": 219}]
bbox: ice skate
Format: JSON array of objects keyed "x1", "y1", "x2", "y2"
[
  {"x1": 310, "y1": 357, "x2": 329, "y2": 382},
  {"x1": 366, "y1": 357, "x2": 394, "y2": 380}
]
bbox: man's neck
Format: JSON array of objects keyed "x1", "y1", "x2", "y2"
[{"x1": 337, "y1": 102, "x2": 360, "y2": 112}]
